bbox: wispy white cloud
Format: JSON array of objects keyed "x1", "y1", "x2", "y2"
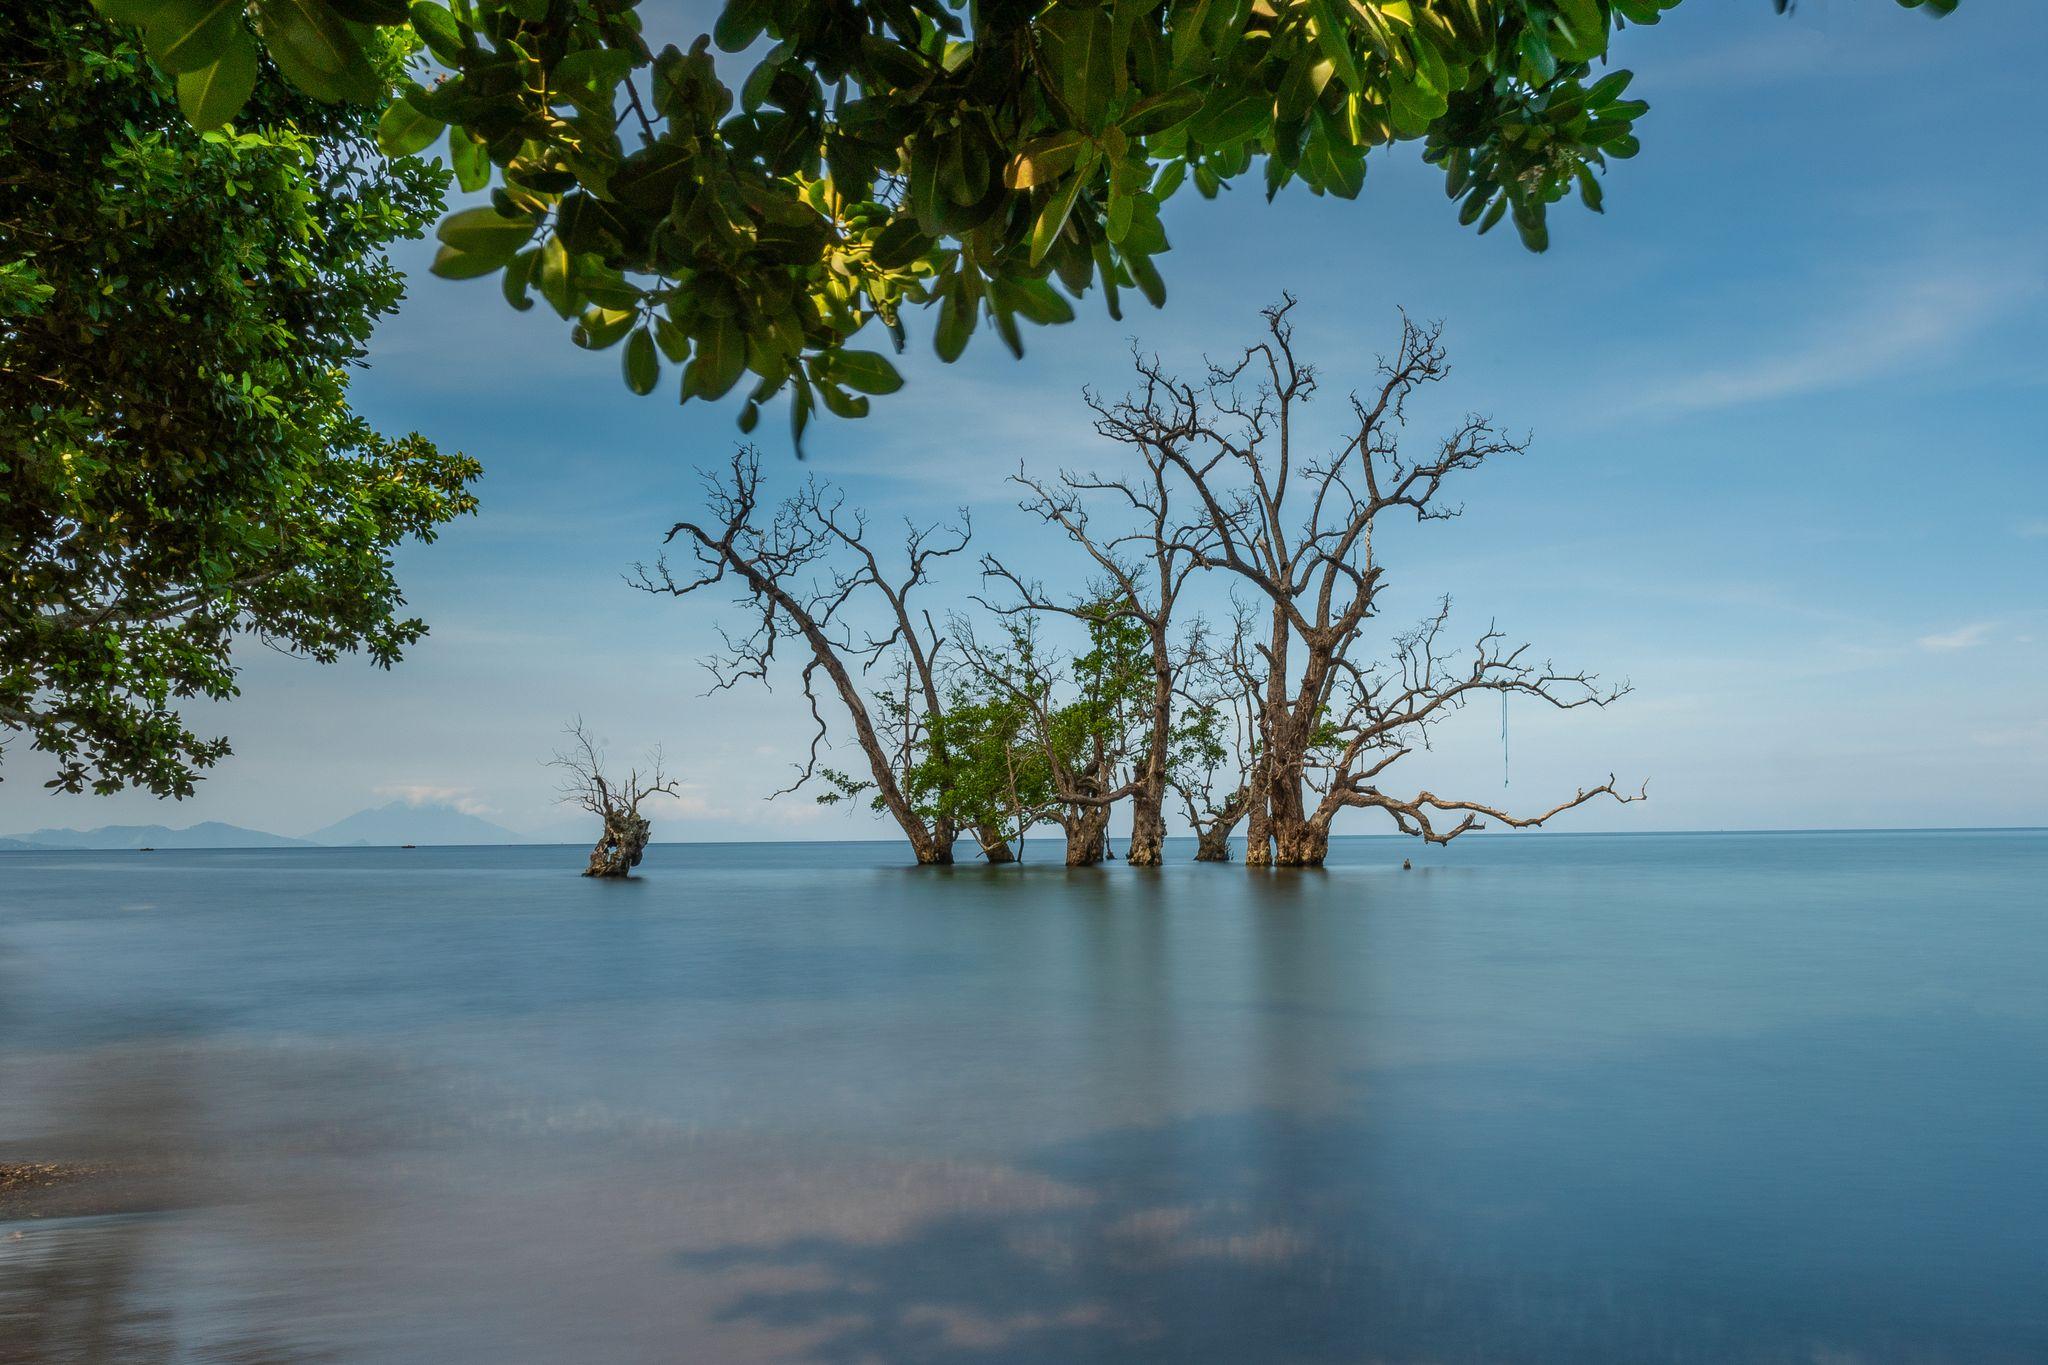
[
  {"x1": 638, "y1": 785, "x2": 726, "y2": 820},
  {"x1": 375, "y1": 782, "x2": 496, "y2": 816},
  {"x1": 1916, "y1": 621, "x2": 1995, "y2": 652},
  {"x1": 1630, "y1": 259, "x2": 2029, "y2": 417},
  {"x1": 2020, "y1": 519, "x2": 2048, "y2": 539},
  {"x1": 1645, "y1": 24, "x2": 1920, "y2": 96},
  {"x1": 1967, "y1": 718, "x2": 2048, "y2": 749}
]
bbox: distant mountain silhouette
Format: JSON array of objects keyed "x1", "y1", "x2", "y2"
[
  {"x1": 6, "y1": 804, "x2": 529, "y2": 851},
  {"x1": 4, "y1": 821, "x2": 315, "y2": 850},
  {"x1": 304, "y1": 801, "x2": 522, "y2": 847}
]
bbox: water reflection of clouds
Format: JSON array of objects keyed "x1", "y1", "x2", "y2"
[
  {"x1": 4, "y1": 1021, "x2": 2043, "y2": 1363},
  {"x1": 5, "y1": 836, "x2": 2045, "y2": 1361}
]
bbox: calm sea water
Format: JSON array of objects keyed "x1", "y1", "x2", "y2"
[{"x1": 1, "y1": 831, "x2": 2043, "y2": 1363}]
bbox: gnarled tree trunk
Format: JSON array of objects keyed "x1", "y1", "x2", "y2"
[
  {"x1": 1266, "y1": 762, "x2": 1326, "y2": 866},
  {"x1": 1123, "y1": 655, "x2": 1173, "y2": 866},
  {"x1": 552, "y1": 721, "x2": 677, "y2": 880},
  {"x1": 1271, "y1": 818, "x2": 1329, "y2": 868},
  {"x1": 1193, "y1": 787, "x2": 1250, "y2": 861},
  {"x1": 1063, "y1": 808, "x2": 1113, "y2": 866},
  {"x1": 1242, "y1": 752, "x2": 1275, "y2": 865},
  {"x1": 1244, "y1": 809, "x2": 1273, "y2": 864},
  {"x1": 585, "y1": 811, "x2": 652, "y2": 878},
  {"x1": 1125, "y1": 792, "x2": 1165, "y2": 866}
]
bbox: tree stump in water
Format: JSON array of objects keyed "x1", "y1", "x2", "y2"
[
  {"x1": 552, "y1": 721, "x2": 676, "y2": 880},
  {"x1": 584, "y1": 812, "x2": 653, "y2": 878}
]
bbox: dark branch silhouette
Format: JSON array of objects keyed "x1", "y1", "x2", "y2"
[
  {"x1": 634, "y1": 448, "x2": 981, "y2": 865},
  {"x1": 1096, "y1": 300, "x2": 1640, "y2": 864},
  {"x1": 549, "y1": 719, "x2": 679, "y2": 877}
]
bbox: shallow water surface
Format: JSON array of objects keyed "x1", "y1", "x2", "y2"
[{"x1": 2, "y1": 831, "x2": 2044, "y2": 1363}]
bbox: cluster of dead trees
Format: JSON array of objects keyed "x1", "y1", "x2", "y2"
[{"x1": 638, "y1": 303, "x2": 1640, "y2": 868}]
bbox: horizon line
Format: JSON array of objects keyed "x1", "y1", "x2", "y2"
[{"x1": 4, "y1": 824, "x2": 2044, "y2": 853}]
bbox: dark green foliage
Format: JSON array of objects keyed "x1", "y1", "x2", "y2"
[
  {"x1": 941, "y1": 602, "x2": 1151, "y2": 853},
  {"x1": 907, "y1": 686, "x2": 1051, "y2": 852},
  {"x1": 92, "y1": 0, "x2": 1960, "y2": 442},
  {"x1": 0, "y1": 3, "x2": 480, "y2": 796},
  {"x1": 1055, "y1": 604, "x2": 1151, "y2": 778}
]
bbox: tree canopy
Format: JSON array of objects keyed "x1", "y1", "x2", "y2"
[
  {"x1": 92, "y1": 0, "x2": 1959, "y2": 447},
  {"x1": 0, "y1": 3, "x2": 479, "y2": 797}
]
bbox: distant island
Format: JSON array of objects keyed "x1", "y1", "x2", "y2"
[
  {"x1": 2, "y1": 821, "x2": 314, "y2": 851},
  {"x1": 4, "y1": 802, "x2": 524, "y2": 851}
]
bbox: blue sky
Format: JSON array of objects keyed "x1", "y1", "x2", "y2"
[{"x1": 6, "y1": 1, "x2": 2044, "y2": 841}]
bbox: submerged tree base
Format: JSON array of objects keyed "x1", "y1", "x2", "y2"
[
  {"x1": 554, "y1": 721, "x2": 676, "y2": 880},
  {"x1": 1272, "y1": 825, "x2": 1332, "y2": 868},
  {"x1": 1125, "y1": 815, "x2": 1164, "y2": 867},
  {"x1": 584, "y1": 814, "x2": 652, "y2": 878},
  {"x1": 1059, "y1": 818, "x2": 1116, "y2": 867}
]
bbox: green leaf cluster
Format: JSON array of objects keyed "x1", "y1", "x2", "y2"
[
  {"x1": 90, "y1": 0, "x2": 1963, "y2": 441},
  {"x1": 921, "y1": 603, "x2": 1151, "y2": 844},
  {"x1": 906, "y1": 689, "x2": 1052, "y2": 844},
  {"x1": 1, "y1": 3, "x2": 479, "y2": 797}
]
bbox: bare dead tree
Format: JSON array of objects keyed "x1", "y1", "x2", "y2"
[
  {"x1": 633, "y1": 448, "x2": 977, "y2": 866},
  {"x1": 1312, "y1": 600, "x2": 1643, "y2": 846},
  {"x1": 1104, "y1": 299, "x2": 1640, "y2": 865},
  {"x1": 979, "y1": 427, "x2": 1216, "y2": 865},
  {"x1": 549, "y1": 719, "x2": 680, "y2": 878}
]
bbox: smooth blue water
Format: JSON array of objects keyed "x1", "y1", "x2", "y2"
[{"x1": 1, "y1": 831, "x2": 2044, "y2": 1363}]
